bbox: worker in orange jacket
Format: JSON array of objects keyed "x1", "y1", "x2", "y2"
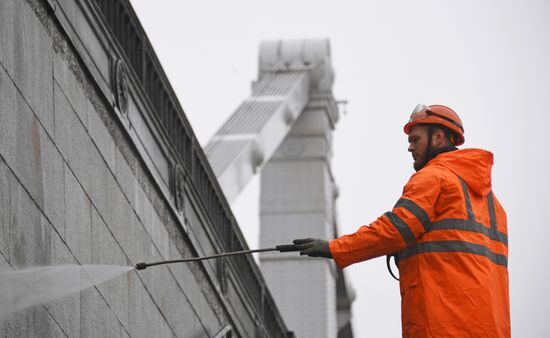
[{"x1": 294, "y1": 104, "x2": 510, "y2": 337}]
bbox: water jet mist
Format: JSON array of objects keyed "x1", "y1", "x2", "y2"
[{"x1": 0, "y1": 264, "x2": 133, "y2": 321}]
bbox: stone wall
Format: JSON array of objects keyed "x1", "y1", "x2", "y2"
[{"x1": 0, "y1": 0, "x2": 286, "y2": 337}]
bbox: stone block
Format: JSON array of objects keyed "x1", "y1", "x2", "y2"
[
  {"x1": 115, "y1": 149, "x2": 137, "y2": 210},
  {"x1": 0, "y1": 159, "x2": 10, "y2": 259},
  {"x1": 0, "y1": 67, "x2": 16, "y2": 159},
  {"x1": 127, "y1": 271, "x2": 174, "y2": 338},
  {"x1": 0, "y1": 0, "x2": 14, "y2": 71},
  {"x1": 80, "y1": 287, "x2": 129, "y2": 338},
  {"x1": 64, "y1": 164, "x2": 92, "y2": 264},
  {"x1": 54, "y1": 82, "x2": 109, "y2": 217},
  {"x1": 1, "y1": 306, "x2": 65, "y2": 338},
  {"x1": 105, "y1": 176, "x2": 141, "y2": 262},
  {"x1": 9, "y1": 178, "x2": 51, "y2": 267},
  {"x1": 104, "y1": 178, "x2": 159, "y2": 272},
  {"x1": 0, "y1": 0, "x2": 54, "y2": 137},
  {"x1": 88, "y1": 163, "x2": 110, "y2": 221},
  {"x1": 135, "y1": 183, "x2": 152, "y2": 230},
  {"x1": 126, "y1": 271, "x2": 146, "y2": 337},
  {"x1": 91, "y1": 206, "x2": 130, "y2": 329},
  {"x1": 167, "y1": 241, "x2": 223, "y2": 336},
  {"x1": 131, "y1": 232, "x2": 161, "y2": 289},
  {"x1": 91, "y1": 206, "x2": 127, "y2": 266},
  {"x1": 146, "y1": 265, "x2": 205, "y2": 337},
  {"x1": 45, "y1": 230, "x2": 80, "y2": 338},
  {"x1": 53, "y1": 51, "x2": 89, "y2": 128},
  {"x1": 136, "y1": 189, "x2": 169, "y2": 259},
  {"x1": 40, "y1": 129, "x2": 65, "y2": 236},
  {"x1": 0, "y1": 250, "x2": 9, "y2": 267},
  {"x1": 1, "y1": 309, "x2": 29, "y2": 338},
  {"x1": 88, "y1": 104, "x2": 115, "y2": 173},
  {"x1": 0, "y1": 68, "x2": 65, "y2": 235},
  {"x1": 150, "y1": 214, "x2": 170, "y2": 260}
]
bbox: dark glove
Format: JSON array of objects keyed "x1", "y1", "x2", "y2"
[{"x1": 293, "y1": 238, "x2": 332, "y2": 258}]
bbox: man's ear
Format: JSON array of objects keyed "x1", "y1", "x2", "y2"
[{"x1": 432, "y1": 128, "x2": 446, "y2": 146}]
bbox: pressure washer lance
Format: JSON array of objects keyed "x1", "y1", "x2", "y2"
[{"x1": 135, "y1": 244, "x2": 301, "y2": 270}]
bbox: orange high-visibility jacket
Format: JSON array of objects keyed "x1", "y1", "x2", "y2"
[{"x1": 330, "y1": 149, "x2": 510, "y2": 337}]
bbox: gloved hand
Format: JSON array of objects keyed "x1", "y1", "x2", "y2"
[{"x1": 293, "y1": 238, "x2": 332, "y2": 258}]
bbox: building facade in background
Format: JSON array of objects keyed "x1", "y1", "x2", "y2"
[{"x1": 204, "y1": 39, "x2": 354, "y2": 338}]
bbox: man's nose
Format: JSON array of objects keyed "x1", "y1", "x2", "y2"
[{"x1": 408, "y1": 144, "x2": 414, "y2": 152}]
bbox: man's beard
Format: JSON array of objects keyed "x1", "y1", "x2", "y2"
[{"x1": 413, "y1": 151, "x2": 428, "y2": 171}]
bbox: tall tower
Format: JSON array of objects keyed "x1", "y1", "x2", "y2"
[
  {"x1": 258, "y1": 40, "x2": 340, "y2": 338},
  {"x1": 205, "y1": 39, "x2": 352, "y2": 337}
]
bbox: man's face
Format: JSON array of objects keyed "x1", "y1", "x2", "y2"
[{"x1": 408, "y1": 125, "x2": 430, "y2": 171}]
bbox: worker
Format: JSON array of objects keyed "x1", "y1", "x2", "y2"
[{"x1": 294, "y1": 104, "x2": 510, "y2": 337}]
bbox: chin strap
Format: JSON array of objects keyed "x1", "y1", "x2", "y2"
[
  {"x1": 417, "y1": 126, "x2": 435, "y2": 170},
  {"x1": 419, "y1": 126, "x2": 458, "y2": 170}
]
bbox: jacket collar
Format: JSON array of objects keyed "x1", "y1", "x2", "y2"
[{"x1": 422, "y1": 145, "x2": 458, "y2": 169}]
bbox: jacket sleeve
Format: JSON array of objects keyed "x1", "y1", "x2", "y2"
[{"x1": 329, "y1": 169, "x2": 442, "y2": 268}]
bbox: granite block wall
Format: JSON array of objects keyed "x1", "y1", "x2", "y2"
[{"x1": 0, "y1": 0, "x2": 232, "y2": 336}]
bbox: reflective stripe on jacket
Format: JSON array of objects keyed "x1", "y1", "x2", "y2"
[{"x1": 329, "y1": 148, "x2": 510, "y2": 338}]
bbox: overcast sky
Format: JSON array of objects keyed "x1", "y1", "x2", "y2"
[{"x1": 130, "y1": 1, "x2": 550, "y2": 336}]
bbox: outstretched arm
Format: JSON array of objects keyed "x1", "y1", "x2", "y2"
[{"x1": 296, "y1": 169, "x2": 442, "y2": 268}]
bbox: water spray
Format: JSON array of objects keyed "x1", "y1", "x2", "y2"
[
  {"x1": 0, "y1": 245, "x2": 303, "y2": 320},
  {"x1": 135, "y1": 244, "x2": 301, "y2": 270}
]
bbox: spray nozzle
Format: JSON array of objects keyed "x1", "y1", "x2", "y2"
[{"x1": 135, "y1": 262, "x2": 148, "y2": 270}]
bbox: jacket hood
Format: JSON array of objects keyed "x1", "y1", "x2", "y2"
[{"x1": 427, "y1": 148, "x2": 494, "y2": 196}]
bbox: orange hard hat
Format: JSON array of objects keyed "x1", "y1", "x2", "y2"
[{"x1": 404, "y1": 104, "x2": 465, "y2": 146}]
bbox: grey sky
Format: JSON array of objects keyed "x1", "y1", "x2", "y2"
[{"x1": 130, "y1": 1, "x2": 550, "y2": 336}]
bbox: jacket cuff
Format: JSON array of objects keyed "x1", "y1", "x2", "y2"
[{"x1": 329, "y1": 239, "x2": 348, "y2": 269}]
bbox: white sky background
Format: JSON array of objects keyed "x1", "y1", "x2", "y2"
[{"x1": 130, "y1": 1, "x2": 550, "y2": 336}]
